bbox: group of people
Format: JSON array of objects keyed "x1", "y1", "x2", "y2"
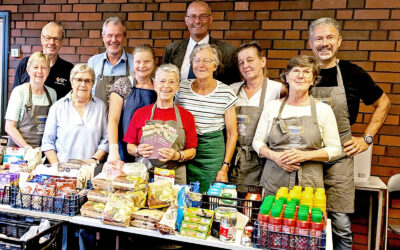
[{"x1": 5, "y1": 1, "x2": 391, "y2": 249}]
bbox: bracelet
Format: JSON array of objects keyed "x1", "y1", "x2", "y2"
[
  {"x1": 135, "y1": 146, "x2": 141, "y2": 157},
  {"x1": 222, "y1": 161, "x2": 230, "y2": 167},
  {"x1": 91, "y1": 157, "x2": 99, "y2": 164},
  {"x1": 177, "y1": 151, "x2": 183, "y2": 161}
]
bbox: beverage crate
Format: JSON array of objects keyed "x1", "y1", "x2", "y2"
[
  {"x1": 0, "y1": 186, "x2": 11, "y2": 205},
  {"x1": 201, "y1": 182, "x2": 263, "y2": 224},
  {"x1": 252, "y1": 220, "x2": 326, "y2": 250},
  {"x1": 10, "y1": 186, "x2": 87, "y2": 216},
  {"x1": 0, "y1": 212, "x2": 63, "y2": 250}
]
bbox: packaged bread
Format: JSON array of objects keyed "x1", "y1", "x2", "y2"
[
  {"x1": 122, "y1": 162, "x2": 147, "y2": 177},
  {"x1": 148, "y1": 180, "x2": 173, "y2": 209},
  {"x1": 102, "y1": 194, "x2": 135, "y2": 227},
  {"x1": 131, "y1": 209, "x2": 165, "y2": 223},
  {"x1": 80, "y1": 201, "x2": 105, "y2": 219},
  {"x1": 130, "y1": 220, "x2": 157, "y2": 230},
  {"x1": 125, "y1": 190, "x2": 147, "y2": 208},
  {"x1": 156, "y1": 204, "x2": 177, "y2": 235},
  {"x1": 87, "y1": 189, "x2": 112, "y2": 203},
  {"x1": 112, "y1": 175, "x2": 147, "y2": 191}
]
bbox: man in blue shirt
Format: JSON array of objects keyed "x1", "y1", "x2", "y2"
[
  {"x1": 88, "y1": 17, "x2": 133, "y2": 106},
  {"x1": 13, "y1": 22, "x2": 73, "y2": 99}
]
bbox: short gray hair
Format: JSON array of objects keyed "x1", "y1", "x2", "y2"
[
  {"x1": 70, "y1": 63, "x2": 95, "y2": 84},
  {"x1": 42, "y1": 22, "x2": 64, "y2": 39},
  {"x1": 309, "y1": 17, "x2": 341, "y2": 39},
  {"x1": 155, "y1": 64, "x2": 180, "y2": 83},
  {"x1": 190, "y1": 43, "x2": 221, "y2": 68},
  {"x1": 102, "y1": 16, "x2": 126, "y2": 36}
]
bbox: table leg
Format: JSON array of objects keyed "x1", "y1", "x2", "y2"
[
  {"x1": 376, "y1": 190, "x2": 384, "y2": 250},
  {"x1": 369, "y1": 194, "x2": 373, "y2": 250}
]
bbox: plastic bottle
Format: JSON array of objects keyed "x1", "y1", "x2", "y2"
[
  {"x1": 310, "y1": 211, "x2": 324, "y2": 250},
  {"x1": 295, "y1": 210, "x2": 310, "y2": 250},
  {"x1": 268, "y1": 206, "x2": 283, "y2": 248},
  {"x1": 282, "y1": 208, "x2": 296, "y2": 249},
  {"x1": 257, "y1": 204, "x2": 271, "y2": 247}
]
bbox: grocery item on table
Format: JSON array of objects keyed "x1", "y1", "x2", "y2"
[
  {"x1": 219, "y1": 215, "x2": 237, "y2": 243},
  {"x1": 102, "y1": 194, "x2": 135, "y2": 227},
  {"x1": 0, "y1": 173, "x2": 19, "y2": 188},
  {"x1": 156, "y1": 204, "x2": 178, "y2": 234},
  {"x1": 154, "y1": 168, "x2": 175, "y2": 185},
  {"x1": 3, "y1": 147, "x2": 24, "y2": 169},
  {"x1": 80, "y1": 201, "x2": 105, "y2": 219},
  {"x1": 112, "y1": 175, "x2": 147, "y2": 191},
  {"x1": 131, "y1": 209, "x2": 165, "y2": 223},
  {"x1": 123, "y1": 190, "x2": 147, "y2": 208},
  {"x1": 148, "y1": 180, "x2": 173, "y2": 209},
  {"x1": 130, "y1": 220, "x2": 157, "y2": 230},
  {"x1": 181, "y1": 221, "x2": 209, "y2": 233},
  {"x1": 87, "y1": 189, "x2": 112, "y2": 203},
  {"x1": 180, "y1": 228, "x2": 207, "y2": 240}
]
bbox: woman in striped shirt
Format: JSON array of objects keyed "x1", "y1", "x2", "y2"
[{"x1": 177, "y1": 44, "x2": 238, "y2": 193}]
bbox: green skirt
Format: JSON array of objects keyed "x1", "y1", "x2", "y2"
[{"x1": 188, "y1": 130, "x2": 225, "y2": 193}]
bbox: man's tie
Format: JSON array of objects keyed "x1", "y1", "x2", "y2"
[{"x1": 188, "y1": 44, "x2": 198, "y2": 79}]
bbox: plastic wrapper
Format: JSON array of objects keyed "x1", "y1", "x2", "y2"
[
  {"x1": 122, "y1": 162, "x2": 147, "y2": 178},
  {"x1": 102, "y1": 194, "x2": 135, "y2": 227},
  {"x1": 148, "y1": 180, "x2": 173, "y2": 209},
  {"x1": 3, "y1": 147, "x2": 24, "y2": 169},
  {"x1": 87, "y1": 189, "x2": 112, "y2": 203},
  {"x1": 112, "y1": 175, "x2": 147, "y2": 191},
  {"x1": 20, "y1": 219, "x2": 51, "y2": 242},
  {"x1": 156, "y1": 204, "x2": 178, "y2": 235},
  {"x1": 131, "y1": 209, "x2": 165, "y2": 223},
  {"x1": 80, "y1": 201, "x2": 105, "y2": 219},
  {"x1": 181, "y1": 221, "x2": 209, "y2": 233},
  {"x1": 124, "y1": 190, "x2": 147, "y2": 208},
  {"x1": 24, "y1": 147, "x2": 42, "y2": 172},
  {"x1": 180, "y1": 228, "x2": 207, "y2": 240},
  {"x1": 130, "y1": 220, "x2": 157, "y2": 230},
  {"x1": 154, "y1": 168, "x2": 175, "y2": 185},
  {"x1": 92, "y1": 160, "x2": 125, "y2": 191}
]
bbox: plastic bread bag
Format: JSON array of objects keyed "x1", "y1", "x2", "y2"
[
  {"x1": 124, "y1": 190, "x2": 147, "y2": 208},
  {"x1": 102, "y1": 194, "x2": 135, "y2": 227},
  {"x1": 130, "y1": 220, "x2": 157, "y2": 230},
  {"x1": 131, "y1": 209, "x2": 165, "y2": 223},
  {"x1": 156, "y1": 204, "x2": 178, "y2": 235},
  {"x1": 80, "y1": 201, "x2": 106, "y2": 219},
  {"x1": 147, "y1": 180, "x2": 173, "y2": 209},
  {"x1": 23, "y1": 147, "x2": 42, "y2": 172},
  {"x1": 122, "y1": 162, "x2": 148, "y2": 178},
  {"x1": 112, "y1": 175, "x2": 147, "y2": 191}
]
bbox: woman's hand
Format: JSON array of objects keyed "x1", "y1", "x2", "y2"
[
  {"x1": 280, "y1": 148, "x2": 310, "y2": 165},
  {"x1": 268, "y1": 149, "x2": 300, "y2": 173},
  {"x1": 137, "y1": 144, "x2": 154, "y2": 158},
  {"x1": 158, "y1": 148, "x2": 179, "y2": 162},
  {"x1": 216, "y1": 165, "x2": 229, "y2": 182}
]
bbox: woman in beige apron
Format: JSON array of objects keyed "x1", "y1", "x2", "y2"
[
  {"x1": 252, "y1": 55, "x2": 342, "y2": 195},
  {"x1": 230, "y1": 41, "x2": 285, "y2": 185},
  {"x1": 5, "y1": 52, "x2": 57, "y2": 148},
  {"x1": 124, "y1": 64, "x2": 197, "y2": 184}
]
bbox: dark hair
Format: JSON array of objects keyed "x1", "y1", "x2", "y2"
[
  {"x1": 236, "y1": 41, "x2": 267, "y2": 76},
  {"x1": 280, "y1": 55, "x2": 321, "y2": 92}
]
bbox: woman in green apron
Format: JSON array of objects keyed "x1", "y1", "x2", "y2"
[
  {"x1": 5, "y1": 52, "x2": 57, "y2": 149},
  {"x1": 229, "y1": 41, "x2": 286, "y2": 185},
  {"x1": 177, "y1": 44, "x2": 238, "y2": 193},
  {"x1": 252, "y1": 55, "x2": 342, "y2": 195},
  {"x1": 124, "y1": 64, "x2": 198, "y2": 184}
]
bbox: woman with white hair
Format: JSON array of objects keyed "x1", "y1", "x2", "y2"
[
  {"x1": 124, "y1": 64, "x2": 197, "y2": 184},
  {"x1": 41, "y1": 63, "x2": 108, "y2": 163}
]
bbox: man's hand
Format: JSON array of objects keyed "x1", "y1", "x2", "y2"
[{"x1": 343, "y1": 136, "x2": 369, "y2": 157}]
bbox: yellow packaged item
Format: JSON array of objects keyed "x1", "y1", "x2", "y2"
[
  {"x1": 148, "y1": 180, "x2": 173, "y2": 209},
  {"x1": 102, "y1": 194, "x2": 135, "y2": 227}
]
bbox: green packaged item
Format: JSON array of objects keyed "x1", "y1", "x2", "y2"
[
  {"x1": 180, "y1": 228, "x2": 207, "y2": 240},
  {"x1": 181, "y1": 221, "x2": 210, "y2": 233},
  {"x1": 184, "y1": 214, "x2": 213, "y2": 225}
]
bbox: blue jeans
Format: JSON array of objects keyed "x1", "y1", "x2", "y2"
[{"x1": 329, "y1": 212, "x2": 353, "y2": 250}]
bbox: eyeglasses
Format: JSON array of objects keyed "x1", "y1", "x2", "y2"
[
  {"x1": 104, "y1": 33, "x2": 124, "y2": 40},
  {"x1": 185, "y1": 14, "x2": 211, "y2": 21},
  {"x1": 289, "y1": 69, "x2": 314, "y2": 78},
  {"x1": 193, "y1": 58, "x2": 215, "y2": 65},
  {"x1": 42, "y1": 35, "x2": 62, "y2": 43},
  {"x1": 74, "y1": 78, "x2": 93, "y2": 84}
]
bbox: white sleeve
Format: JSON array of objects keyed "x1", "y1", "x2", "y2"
[
  {"x1": 252, "y1": 106, "x2": 273, "y2": 155},
  {"x1": 318, "y1": 103, "x2": 342, "y2": 161},
  {"x1": 5, "y1": 87, "x2": 24, "y2": 122}
]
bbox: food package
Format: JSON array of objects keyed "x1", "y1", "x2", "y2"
[
  {"x1": 87, "y1": 189, "x2": 112, "y2": 203},
  {"x1": 154, "y1": 168, "x2": 175, "y2": 185},
  {"x1": 112, "y1": 175, "x2": 147, "y2": 191},
  {"x1": 185, "y1": 207, "x2": 215, "y2": 218},
  {"x1": 102, "y1": 194, "x2": 135, "y2": 227},
  {"x1": 92, "y1": 160, "x2": 125, "y2": 191},
  {"x1": 148, "y1": 180, "x2": 173, "y2": 209},
  {"x1": 124, "y1": 190, "x2": 147, "y2": 208},
  {"x1": 0, "y1": 145, "x2": 6, "y2": 165},
  {"x1": 180, "y1": 228, "x2": 207, "y2": 240},
  {"x1": 23, "y1": 147, "x2": 42, "y2": 172},
  {"x1": 156, "y1": 204, "x2": 177, "y2": 235},
  {"x1": 3, "y1": 147, "x2": 24, "y2": 169},
  {"x1": 183, "y1": 214, "x2": 213, "y2": 226},
  {"x1": 131, "y1": 209, "x2": 165, "y2": 223},
  {"x1": 80, "y1": 201, "x2": 106, "y2": 219},
  {"x1": 0, "y1": 173, "x2": 19, "y2": 189},
  {"x1": 77, "y1": 164, "x2": 95, "y2": 189},
  {"x1": 130, "y1": 220, "x2": 157, "y2": 230},
  {"x1": 9, "y1": 161, "x2": 28, "y2": 173},
  {"x1": 122, "y1": 162, "x2": 147, "y2": 177},
  {"x1": 181, "y1": 221, "x2": 210, "y2": 233}
]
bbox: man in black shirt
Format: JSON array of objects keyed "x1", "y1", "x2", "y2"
[
  {"x1": 13, "y1": 22, "x2": 73, "y2": 99},
  {"x1": 309, "y1": 17, "x2": 391, "y2": 250}
]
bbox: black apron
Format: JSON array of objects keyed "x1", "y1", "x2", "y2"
[
  {"x1": 94, "y1": 52, "x2": 130, "y2": 106},
  {"x1": 260, "y1": 97, "x2": 324, "y2": 196},
  {"x1": 230, "y1": 78, "x2": 268, "y2": 185},
  {"x1": 311, "y1": 62, "x2": 354, "y2": 213},
  {"x1": 8, "y1": 83, "x2": 52, "y2": 148},
  {"x1": 140, "y1": 104, "x2": 187, "y2": 184}
]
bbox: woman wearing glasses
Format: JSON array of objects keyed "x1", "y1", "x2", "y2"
[
  {"x1": 5, "y1": 52, "x2": 57, "y2": 149},
  {"x1": 229, "y1": 41, "x2": 286, "y2": 185},
  {"x1": 177, "y1": 44, "x2": 238, "y2": 193},
  {"x1": 42, "y1": 64, "x2": 108, "y2": 164},
  {"x1": 252, "y1": 55, "x2": 342, "y2": 195}
]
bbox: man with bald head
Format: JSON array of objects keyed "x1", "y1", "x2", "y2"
[
  {"x1": 163, "y1": 0, "x2": 240, "y2": 85},
  {"x1": 13, "y1": 22, "x2": 73, "y2": 99}
]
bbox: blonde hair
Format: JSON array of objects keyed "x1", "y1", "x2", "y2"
[{"x1": 27, "y1": 52, "x2": 50, "y2": 69}]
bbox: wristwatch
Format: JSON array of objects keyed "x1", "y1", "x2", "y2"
[{"x1": 362, "y1": 135, "x2": 373, "y2": 145}]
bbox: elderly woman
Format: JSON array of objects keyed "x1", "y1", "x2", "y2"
[
  {"x1": 230, "y1": 41, "x2": 286, "y2": 185},
  {"x1": 177, "y1": 44, "x2": 238, "y2": 193},
  {"x1": 41, "y1": 64, "x2": 108, "y2": 163},
  {"x1": 124, "y1": 64, "x2": 197, "y2": 184},
  {"x1": 107, "y1": 44, "x2": 157, "y2": 162},
  {"x1": 252, "y1": 55, "x2": 342, "y2": 195},
  {"x1": 5, "y1": 52, "x2": 57, "y2": 148}
]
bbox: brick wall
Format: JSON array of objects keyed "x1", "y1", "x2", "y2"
[{"x1": 1, "y1": 0, "x2": 399, "y2": 248}]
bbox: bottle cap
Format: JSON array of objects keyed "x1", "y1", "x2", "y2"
[
  {"x1": 298, "y1": 210, "x2": 308, "y2": 221},
  {"x1": 312, "y1": 212, "x2": 322, "y2": 223},
  {"x1": 284, "y1": 208, "x2": 295, "y2": 219},
  {"x1": 271, "y1": 207, "x2": 281, "y2": 217}
]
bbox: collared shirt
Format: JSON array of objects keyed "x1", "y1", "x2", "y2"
[
  {"x1": 87, "y1": 48, "x2": 133, "y2": 94},
  {"x1": 41, "y1": 92, "x2": 109, "y2": 162},
  {"x1": 13, "y1": 55, "x2": 73, "y2": 99},
  {"x1": 180, "y1": 35, "x2": 210, "y2": 81}
]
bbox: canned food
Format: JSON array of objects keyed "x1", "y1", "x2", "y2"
[{"x1": 219, "y1": 216, "x2": 237, "y2": 242}]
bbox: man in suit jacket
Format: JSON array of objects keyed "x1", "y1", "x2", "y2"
[{"x1": 163, "y1": 0, "x2": 241, "y2": 85}]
